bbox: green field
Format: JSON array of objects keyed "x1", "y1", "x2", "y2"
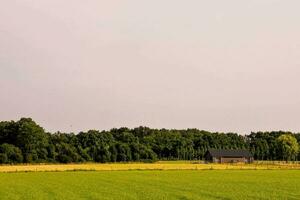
[{"x1": 0, "y1": 170, "x2": 299, "y2": 200}]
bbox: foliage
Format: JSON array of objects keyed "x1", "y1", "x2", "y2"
[
  {"x1": 0, "y1": 143, "x2": 23, "y2": 164},
  {"x1": 277, "y1": 134, "x2": 299, "y2": 161},
  {"x1": 0, "y1": 118, "x2": 299, "y2": 163}
]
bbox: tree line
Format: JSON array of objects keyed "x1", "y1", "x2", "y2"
[{"x1": 0, "y1": 118, "x2": 299, "y2": 164}]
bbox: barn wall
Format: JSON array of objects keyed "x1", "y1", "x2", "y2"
[{"x1": 220, "y1": 157, "x2": 246, "y2": 163}]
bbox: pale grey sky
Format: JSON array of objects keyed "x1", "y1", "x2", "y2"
[{"x1": 1, "y1": 0, "x2": 300, "y2": 134}]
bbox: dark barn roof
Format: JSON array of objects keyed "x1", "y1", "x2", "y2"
[{"x1": 207, "y1": 149, "x2": 253, "y2": 158}]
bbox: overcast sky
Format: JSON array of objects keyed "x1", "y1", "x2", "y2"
[{"x1": 1, "y1": 0, "x2": 300, "y2": 134}]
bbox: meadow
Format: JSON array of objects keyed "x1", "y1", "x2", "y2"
[{"x1": 0, "y1": 170, "x2": 299, "y2": 200}]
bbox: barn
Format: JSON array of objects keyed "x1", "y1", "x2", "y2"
[{"x1": 205, "y1": 149, "x2": 254, "y2": 163}]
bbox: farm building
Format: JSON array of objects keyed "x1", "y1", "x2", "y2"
[{"x1": 205, "y1": 149, "x2": 254, "y2": 163}]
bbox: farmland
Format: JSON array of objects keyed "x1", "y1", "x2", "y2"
[
  {"x1": 0, "y1": 161, "x2": 299, "y2": 172},
  {"x1": 0, "y1": 170, "x2": 299, "y2": 200}
]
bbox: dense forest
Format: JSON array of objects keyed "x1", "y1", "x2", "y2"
[{"x1": 0, "y1": 118, "x2": 299, "y2": 164}]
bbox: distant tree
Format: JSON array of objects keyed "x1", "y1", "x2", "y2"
[
  {"x1": 0, "y1": 121, "x2": 19, "y2": 144},
  {"x1": 0, "y1": 143, "x2": 23, "y2": 163},
  {"x1": 55, "y1": 143, "x2": 81, "y2": 163},
  {"x1": 1, "y1": 117, "x2": 300, "y2": 164},
  {"x1": 277, "y1": 134, "x2": 299, "y2": 161},
  {"x1": 116, "y1": 143, "x2": 131, "y2": 162},
  {"x1": 0, "y1": 153, "x2": 8, "y2": 164},
  {"x1": 15, "y1": 118, "x2": 49, "y2": 162}
]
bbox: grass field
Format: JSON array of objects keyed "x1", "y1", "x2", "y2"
[{"x1": 0, "y1": 170, "x2": 299, "y2": 200}]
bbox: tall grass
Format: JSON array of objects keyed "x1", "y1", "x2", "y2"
[{"x1": 0, "y1": 161, "x2": 299, "y2": 172}]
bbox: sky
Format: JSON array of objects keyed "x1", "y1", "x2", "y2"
[{"x1": 1, "y1": 0, "x2": 300, "y2": 134}]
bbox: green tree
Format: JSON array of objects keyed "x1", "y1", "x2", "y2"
[
  {"x1": 277, "y1": 134, "x2": 299, "y2": 161},
  {"x1": 0, "y1": 143, "x2": 23, "y2": 163},
  {"x1": 15, "y1": 118, "x2": 49, "y2": 162}
]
